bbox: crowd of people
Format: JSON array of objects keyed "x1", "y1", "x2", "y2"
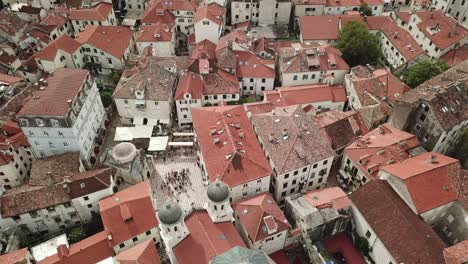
[{"x1": 159, "y1": 168, "x2": 193, "y2": 200}]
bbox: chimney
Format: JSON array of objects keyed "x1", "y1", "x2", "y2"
[
  {"x1": 269, "y1": 132, "x2": 275, "y2": 142},
  {"x1": 209, "y1": 127, "x2": 217, "y2": 135},
  {"x1": 428, "y1": 154, "x2": 437, "y2": 164},
  {"x1": 238, "y1": 130, "x2": 245, "y2": 138},
  {"x1": 378, "y1": 126, "x2": 384, "y2": 134},
  {"x1": 213, "y1": 137, "x2": 220, "y2": 144},
  {"x1": 282, "y1": 128, "x2": 288, "y2": 139},
  {"x1": 338, "y1": 16, "x2": 342, "y2": 31},
  {"x1": 57, "y1": 244, "x2": 69, "y2": 259}
]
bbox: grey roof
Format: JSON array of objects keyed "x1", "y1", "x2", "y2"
[
  {"x1": 158, "y1": 201, "x2": 183, "y2": 225},
  {"x1": 207, "y1": 180, "x2": 230, "y2": 202},
  {"x1": 211, "y1": 246, "x2": 272, "y2": 264}
]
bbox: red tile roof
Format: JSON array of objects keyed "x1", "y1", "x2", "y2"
[
  {"x1": 395, "y1": 11, "x2": 411, "y2": 23},
  {"x1": 264, "y1": 84, "x2": 347, "y2": 107},
  {"x1": 440, "y1": 46, "x2": 468, "y2": 67},
  {"x1": 0, "y1": 248, "x2": 29, "y2": 264},
  {"x1": 0, "y1": 72, "x2": 23, "y2": 84},
  {"x1": 115, "y1": 239, "x2": 161, "y2": 264},
  {"x1": 173, "y1": 211, "x2": 246, "y2": 264},
  {"x1": 250, "y1": 106, "x2": 335, "y2": 175},
  {"x1": 191, "y1": 105, "x2": 272, "y2": 187},
  {"x1": 141, "y1": 0, "x2": 176, "y2": 25},
  {"x1": 344, "y1": 124, "x2": 421, "y2": 179},
  {"x1": 414, "y1": 10, "x2": 468, "y2": 50},
  {"x1": 194, "y1": 3, "x2": 224, "y2": 25},
  {"x1": 349, "y1": 180, "x2": 446, "y2": 264},
  {"x1": 299, "y1": 14, "x2": 364, "y2": 41},
  {"x1": 235, "y1": 51, "x2": 275, "y2": 78},
  {"x1": 303, "y1": 187, "x2": 351, "y2": 210},
  {"x1": 244, "y1": 101, "x2": 276, "y2": 115},
  {"x1": 326, "y1": 0, "x2": 361, "y2": 6},
  {"x1": 350, "y1": 67, "x2": 410, "y2": 106},
  {"x1": 136, "y1": 23, "x2": 174, "y2": 42},
  {"x1": 216, "y1": 29, "x2": 250, "y2": 51},
  {"x1": 99, "y1": 181, "x2": 158, "y2": 246},
  {"x1": 201, "y1": 70, "x2": 239, "y2": 95},
  {"x1": 17, "y1": 68, "x2": 88, "y2": 117},
  {"x1": 279, "y1": 44, "x2": 349, "y2": 74},
  {"x1": 39, "y1": 231, "x2": 113, "y2": 264},
  {"x1": 234, "y1": 193, "x2": 290, "y2": 242},
  {"x1": 1, "y1": 156, "x2": 112, "y2": 218},
  {"x1": 69, "y1": 2, "x2": 113, "y2": 21},
  {"x1": 381, "y1": 152, "x2": 461, "y2": 214},
  {"x1": 192, "y1": 39, "x2": 217, "y2": 60},
  {"x1": 35, "y1": 35, "x2": 81, "y2": 61},
  {"x1": 160, "y1": 0, "x2": 200, "y2": 11},
  {"x1": 444, "y1": 240, "x2": 468, "y2": 264},
  {"x1": 175, "y1": 72, "x2": 204, "y2": 100},
  {"x1": 372, "y1": 17, "x2": 425, "y2": 61},
  {"x1": 76, "y1": 25, "x2": 133, "y2": 59},
  {"x1": 40, "y1": 13, "x2": 68, "y2": 28}
]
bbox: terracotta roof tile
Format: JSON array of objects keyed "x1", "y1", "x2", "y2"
[
  {"x1": 304, "y1": 187, "x2": 351, "y2": 210},
  {"x1": 235, "y1": 51, "x2": 275, "y2": 78},
  {"x1": 76, "y1": 25, "x2": 133, "y2": 59},
  {"x1": 344, "y1": 124, "x2": 421, "y2": 179},
  {"x1": 136, "y1": 23, "x2": 174, "y2": 42},
  {"x1": 264, "y1": 84, "x2": 346, "y2": 107},
  {"x1": 381, "y1": 152, "x2": 462, "y2": 214},
  {"x1": 142, "y1": 0, "x2": 176, "y2": 25},
  {"x1": 0, "y1": 248, "x2": 29, "y2": 263},
  {"x1": 35, "y1": 35, "x2": 81, "y2": 61},
  {"x1": 69, "y1": 2, "x2": 113, "y2": 21},
  {"x1": 194, "y1": 3, "x2": 224, "y2": 25},
  {"x1": 414, "y1": 10, "x2": 468, "y2": 50},
  {"x1": 175, "y1": 72, "x2": 204, "y2": 100},
  {"x1": 299, "y1": 14, "x2": 364, "y2": 41},
  {"x1": 251, "y1": 105, "x2": 335, "y2": 174},
  {"x1": 234, "y1": 193, "x2": 290, "y2": 242},
  {"x1": 99, "y1": 181, "x2": 158, "y2": 246},
  {"x1": 40, "y1": 13, "x2": 68, "y2": 28},
  {"x1": 115, "y1": 239, "x2": 161, "y2": 263},
  {"x1": 349, "y1": 180, "x2": 446, "y2": 264},
  {"x1": 444, "y1": 240, "x2": 468, "y2": 264},
  {"x1": 192, "y1": 105, "x2": 272, "y2": 187},
  {"x1": 173, "y1": 211, "x2": 246, "y2": 264},
  {"x1": 440, "y1": 46, "x2": 468, "y2": 67},
  {"x1": 39, "y1": 231, "x2": 113, "y2": 264},
  {"x1": 17, "y1": 68, "x2": 88, "y2": 117}
]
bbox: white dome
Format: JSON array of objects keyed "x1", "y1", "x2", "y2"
[{"x1": 112, "y1": 142, "x2": 137, "y2": 164}]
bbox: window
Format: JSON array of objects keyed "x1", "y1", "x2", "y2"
[
  {"x1": 132, "y1": 237, "x2": 138, "y2": 242},
  {"x1": 323, "y1": 160, "x2": 328, "y2": 165},
  {"x1": 284, "y1": 174, "x2": 289, "y2": 179},
  {"x1": 83, "y1": 196, "x2": 89, "y2": 201},
  {"x1": 107, "y1": 58, "x2": 112, "y2": 64},
  {"x1": 290, "y1": 188, "x2": 295, "y2": 193},
  {"x1": 257, "y1": 179, "x2": 262, "y2": 183},
  {"x1": 30, "y1": 211, "x2": 38, "y2": 218},
  {"x1": 281, "y1": 191, "x2": 286, "y2": 197},
  {"x1": 283, "y1": 182, "x2": 288, "y2": 188},
  {"x1": 294, "y1": 170, "x2": 298, "y2": 176},
  {"x1": 243, "y1": 183, "x2": 248, "y2": 187},
  {"x1": 119, "y1": 243, "x2": 125, "y2": 248},
  {"x1": 302, "y1": 167, "x2": 307, "y2": 172},
  {"x1": 292, "y1": 180, "x2": 297, "y2": 185},
  {"x1": 302, "y1": 75, "x2": 308, "y2": 80},
  {"x1": 87, "y1": 204, "x2": 93, "y2": 208},
  {"x1": 64, "y1": 202, "x2": 72, "y2": 208},
  {"x1": 293, "y1": 75, "x2": 298, "y2": 80},
  {"x1": 203, "y1": 21, "x2": 209, "y2": 25},
  {"x1": 124, "y1": 100, "x2": 128, "y2": 104},
  {"x1": 47, "y1": 206, "x2": 55, "y2": 212},
  {"x1": 313, "y1": 164, "x2": 318, "y2": 169},
  {"x1": 146, "y1": 230, "x2": 151, "y2": 235},
  {"x1": 447, "y1": 214, "x2": 454, "y2": 223},
  {"x1": 365, "y1": 230, "x2": 371, "y2": 238}
]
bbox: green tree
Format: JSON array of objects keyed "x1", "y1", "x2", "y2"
[
  {"x1": 111, "y1": 70, "x2": 122, "y2": 86},
  {"x1": 359, "y1": 4, "x2": 373, "y2": 16},
  {"x1": 100, "y1": 91, "x2": 113, "y2": 107},
  {"x1": 337, "y1": 21, "x2": 381, "y2": 67},
  {"x1": 401, "y1": 59, "x2": 449, "y2": 88}
]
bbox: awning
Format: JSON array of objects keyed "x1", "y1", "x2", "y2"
[
  {"x1": 114, "y1": 126, "x2": 154, "y2": 141},
  {"x1": 148, "y1": 136, "x2": 169, "y2": 151},
  {"x1": 168, "y1": 142, "x2": 194, "y2": 146},
  {"x1": 173, "y1": 132, "x2": 195, "y2": 137}
]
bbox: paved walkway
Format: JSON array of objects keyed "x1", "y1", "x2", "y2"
[{"x1": 151, "y1": 153, "x2": 208, "y2": 215}]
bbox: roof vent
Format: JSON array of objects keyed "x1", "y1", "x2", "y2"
[
  {"x1": 213, "y1": 137, "x2": 220, "y2": 144},
  {"x1": 282, "y1": 128, "x2": 288, "y2": 140},
  {"x1": 238, "y1": 130, "x2": 245, "y2": 138},
  {"x1": 269, "y1": 132, "x2": 275, "y2": 142},
  {"x1": 427, "y1": 154, "x2": 438, "y2": 164},
  {"x1": 209, "y1": 127, "x2": 216, "y2": 135}
]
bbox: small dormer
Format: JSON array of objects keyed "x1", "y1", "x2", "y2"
[{"x1": 135, "y1": 89, "x2": 145, "y2": 100}]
